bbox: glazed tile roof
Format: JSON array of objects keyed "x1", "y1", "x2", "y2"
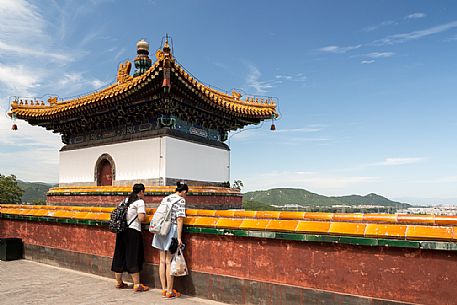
[{"x1": 10, "y1": 51, "x2": 278, "y2": 121}]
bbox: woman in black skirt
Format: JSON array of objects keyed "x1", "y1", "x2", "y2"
[{"x1": 111, "y1": 183, "x2": 149, "y2": 292}]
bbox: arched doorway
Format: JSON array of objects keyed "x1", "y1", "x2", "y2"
[
  {"x1": 95, "y1": 154, "x2": 116, "y2": 186},
  {"x1": 99, "y1": 159, "x2": 112, "y2": 186}
]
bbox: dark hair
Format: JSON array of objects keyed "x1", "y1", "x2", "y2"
[
  {"x1": 127, "y1": 183, "x2": 145, "y2": 205},
  {"x1": 176, "y1": 181, "x2": 188, "y2": 193}
]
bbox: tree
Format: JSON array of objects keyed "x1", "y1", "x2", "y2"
[
  {"x1": 0, "y1": 174, "x2": 24, "y2": 204},
  {"x1": 232, "y1": 180, "x2": 244, "y2": 190}
]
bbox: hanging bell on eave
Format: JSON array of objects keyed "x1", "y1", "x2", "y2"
[
  {"x1": 11, "y1": 112, "x2": 17, "y2": 130},
  {"x1": 270, "y1": 114, "x2": 276, "y2": 131},
  {"x1": 162, "y1": 65, "x2": 171, "y2": 93},
  {"x1": 162, "y1": 78, "x2": 171, "y2": 93}
]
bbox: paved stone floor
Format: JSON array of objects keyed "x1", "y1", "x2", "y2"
[{"x1": 0, "y1": 259, "x2": 228, "y2": 305}]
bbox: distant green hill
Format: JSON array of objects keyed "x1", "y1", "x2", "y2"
[
  {"x1": 243, "y1": 188, "x2": 342, "y2": 206},
  {"x1": 243, "y1": 188, "x2": 410, "y2": 211},
  {"x1": 17, "y1": 181, "x2": 56, "y2": 204},
  {"x1": 333, "y1": 193, "x2": 410, "y2": 208}
]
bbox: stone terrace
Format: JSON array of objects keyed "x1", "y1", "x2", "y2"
[{"x1": 0, "y1": 259, "x2": 227, "y2": 305}]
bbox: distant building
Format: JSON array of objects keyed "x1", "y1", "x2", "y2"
[{"x1": 398, "y1": 206, "x2": 457, "y2": 215}]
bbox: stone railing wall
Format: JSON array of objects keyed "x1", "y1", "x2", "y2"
[
  {"x1": 45, "y1": 186, "x2": 242, "y2": 209},
  {"x1": 1, "y1": 204, "x2": 457, "y2": 305}
]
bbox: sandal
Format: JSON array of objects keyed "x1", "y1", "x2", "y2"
[
  {"x1": 115, "y1": 282, "x2": 129, "y2": 289},
  {"x1": 133, "y1": 284, "x2": 150, "y2": 292},
  {"x1": 164, "y1": 290, "x2": 181, "y2": 299},
  {"x1": 162, "y1": 289, "x2": 180, "y2": 298}
]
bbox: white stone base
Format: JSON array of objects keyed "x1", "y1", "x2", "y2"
[{"x1": 59, "y1": 136, "x2": 229, "y2": 186}]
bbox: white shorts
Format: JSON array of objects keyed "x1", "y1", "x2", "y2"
[{"x1": 151, "y1": 224, "x2": 177, "y2": 251}]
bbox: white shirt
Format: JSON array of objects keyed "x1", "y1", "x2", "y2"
[
  {"x1": 163, "y1": 193, "x2": 186, "y2": 225},
  {"x1": 126, "y1": 199, "x2": 146, "y2": 231}
]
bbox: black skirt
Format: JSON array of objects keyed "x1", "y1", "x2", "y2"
[{"x1": 111, "y1": 228, "x2": 144, "y2": 273}]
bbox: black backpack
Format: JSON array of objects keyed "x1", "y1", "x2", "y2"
[{"x1": 108, "y1": 199, "x2": 138, "y2": 233}]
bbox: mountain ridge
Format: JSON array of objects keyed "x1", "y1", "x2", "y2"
[
  {"x1": 14, "y1": 181, "x2": 411, "y2": 209},
  {"x1": 243, "y1": 188, "x2": 410, "y2": 210},
  {"x1": 17, "y1": 180, "x2": 56, "y2": 203}
]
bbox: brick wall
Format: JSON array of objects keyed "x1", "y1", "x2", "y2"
[
  {"x1": 1, "y1": 218, "x2": 455, "y2": 304},
  {"x1": 46, "y1": 194, "x2": 242, "y2": 209}
]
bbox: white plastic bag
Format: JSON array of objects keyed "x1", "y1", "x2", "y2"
[{"x1": 170, "y1": 248, "x2": 188, "y2": 276}]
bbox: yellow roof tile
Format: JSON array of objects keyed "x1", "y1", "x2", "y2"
[{"x1": 11, "y1": 58, "x2": 277, "y2": 120}]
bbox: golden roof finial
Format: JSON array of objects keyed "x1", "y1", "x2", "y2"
[{"x1": 163, "y1": 34, "x2": 171, "y2": 54}]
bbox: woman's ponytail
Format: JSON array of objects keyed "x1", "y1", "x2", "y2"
[{"x1": 176, "y1": 181, "x2": 189, "y2": 193}]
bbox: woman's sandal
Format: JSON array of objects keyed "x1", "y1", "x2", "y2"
[
  {"x1": 162, "y1": 289, "x2": 180, "y2": 298},
  {"x1": 133, "y1": 283, "x2": 150, "y2": 292},
  {"x1": 164, "y1": 290, "x2": 181, "y2": 299},
  {"x1": 115, "y1": 282, "x2": 129, "y2": 289}
]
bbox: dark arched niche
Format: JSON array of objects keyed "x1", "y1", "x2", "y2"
[{"x1": 94, "y1": 154, "x2": 116, "y2": 186}]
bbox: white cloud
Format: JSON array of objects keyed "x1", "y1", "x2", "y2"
[
  {"x1": 0, "y1": 41, "x2": 70, "y2": 63},
  {"x1": 245, "y1": 64, "x2": 280, "y2": 94},
  {"x1": 91, "y1": 80, "x2": 106, "y2": 89},
  {"x1": 0, "y1": 64, "x2": 41, "y2": 93},
  {"x1": 406, "y1": 13, "x2": 426, "y2": 19},
  {"x1": 362, "y1": 14, "x2": 425, "y2": 33},
  {"x1": 361, "y1": 60, "x2": 375, "y2": 64},
  {"x1": 0, "y1": 0, "x2": 70, "y2": 62},
  {"x1": 242, "y1": 170, "x2": 377, "y2": 192},
  {"x1": 362, "y1": 20, "x2": 397, "y2": 32},
  {"x1": 276, "y1": 75, "x2": 292, "y2": 80},
  {"x1": 113, "y1": 48, "x2": 127, "y2": 62},
  {"x1": 56, "y1": 73, "x2": 107, "y2": 93},
  {"x1": 373, "y1": 21, "x2": 457, "y2": 45},
  {"x1": 275, "y1": 73, "x2": 307, "y2": 82},
  {"x1": 371, "y1": 157, "x2": 425, "y2": 166},
  {"x1": 275, "y1": 127, "x2": 322, "y2": 133},
  {"x1": 279, "y1": 137, "x2": 330, "y2": 145},
  {"x1": 319, "y1": 45, "x2": 361, "y2": 54},
  {"x1": 366, "y1": 52, "x2": 395, "y2": 58},
  {"x1": 0, "y1": 105, "x2": 61, "y2": 147},
  {"x1": 436, "y1": 176, "x2": 457, "y2": 183},
  {"x1": 245, "y1": 67, "x2": 305, "y2": 94},
  {"x1": 51, "y1": 0, "x2": 114, "y2": 41},
  {"x1": 77, "y1": 27, "x2": 107, "y2": 49},
  {"x1": 57, "y1": 73, "x2": 83, "y2": 87},
  {"x1": 229, "y1": 124, "x2": 326, "y2": 143},
  {"x1": 0, "y1": 104, "x2": 61, "y2": 182},
  {"x1": 0, "y1": 1, "x2": 110, "y2": 183},
  {"x1": 0, "y1": 0, "x2": 45, "y2": 39}
]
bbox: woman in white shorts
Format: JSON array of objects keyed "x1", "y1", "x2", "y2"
[{"x1": 152, "y1": 181, "x2": 187, "y2": 299}]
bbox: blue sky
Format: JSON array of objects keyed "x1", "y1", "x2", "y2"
[{"x1": 1, "y1": 0, "x2": 457, "y2": 204}]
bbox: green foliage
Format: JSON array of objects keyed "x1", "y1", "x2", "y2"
[
  {"x1": 331, "y1": 193, "x2": 410, "y2": 208},
  {"x1": 0, "y1": 174, "x2": 24, "y2": 204},
  {"x1": 17, "y1": 180, "x2": 55, "y2": 204},
  {"x1": 32, "y1": 199, "x2": 47, "y2": 205},
  {"x1": 243, "y1": 188, "x2": 342, "y2": 206},
  {"x1": 242, "y1": 188, "x2": 411, "y2": 211},
  {"x1": 232, "y1": 180, "x2": 244, "y2": 190},
  {"x1": 243, "y1": 200, "x2": 278, "y2": 211}
]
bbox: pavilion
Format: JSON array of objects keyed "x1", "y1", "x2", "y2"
[{"x1": 9, "y1": 37, "x2": 278, "y2": 208}]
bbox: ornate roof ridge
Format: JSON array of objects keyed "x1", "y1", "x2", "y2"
[
  {"x1": 172, "y1": 62, "x2": 277, "y2": 110},
  {"x1": 11, "y1": 60, "x2": 162, "y2": 113},
  {"x1": 10, "y1": 51, "x2": 278, "y2": 119}
]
